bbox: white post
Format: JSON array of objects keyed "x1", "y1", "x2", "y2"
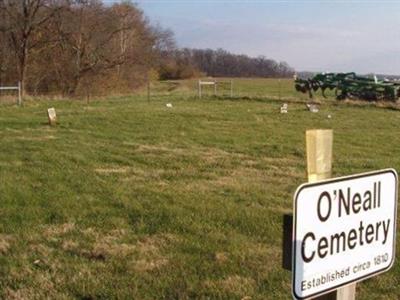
[
  {"x1": 198, "y1": 80, "x2": 201, "y2": 99},
  {"x1": 230, "y1": 80, "x2": 233, "y2": 97},
  {"x1": 278, "y1": 79, "x2": 281, "y2": 101},
  {"x1": 147, "y1": 80, "x2": 150, "y2": 102},
  {"x1": 18, "y1": 81, "x2": 22, "y2": 106},
  {"x1": 214, "y1": 80, "x2": 217, "y2": 96}
]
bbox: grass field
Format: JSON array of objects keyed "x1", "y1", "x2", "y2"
[
  {"x1": 0, "y1": 78, "x2": 399, "y2": 299},
  {"x1": 147, "y1": 78, "x2": 313, "y2": 101}
]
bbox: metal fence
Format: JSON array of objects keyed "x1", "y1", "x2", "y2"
[{"x1": 0, "y1": 82, "x2": 22, "y2": 105}]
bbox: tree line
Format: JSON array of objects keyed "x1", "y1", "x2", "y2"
[
  {"x1": 0, "y1": 0, "x2": 174, "y2": 96},
  {"x1": 0, "y1": 0, "x2": 294, "y2": 97},
  {"x1": 159, "y1": 48, "x2": 295, "y2": 80}
]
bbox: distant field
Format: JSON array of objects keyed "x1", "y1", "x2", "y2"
[
  {"x1": 0, "y1": 79, "x2": 399, "y2": 299},
  {"x1": 145, "y1": 77, "x2": 339, "y2": 103},
  {"x1": 147, "y1": 78, "x2": 313, "y2": 101}
]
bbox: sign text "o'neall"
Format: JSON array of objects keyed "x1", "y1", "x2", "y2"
[{"x1": 301, "y1": 182, "x2": 391, "y2": 263}]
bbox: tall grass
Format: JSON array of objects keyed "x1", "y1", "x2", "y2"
[{"x1": 0, "y1": 79, "x2": 398, "y2": 298}]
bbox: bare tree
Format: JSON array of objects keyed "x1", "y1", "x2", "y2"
[
  {"x1": 42, "y1": 1, "x2": 154, "y2": 95},
  {"x1": 0, "y1": 0, "x2": 59, "y2": 95}
]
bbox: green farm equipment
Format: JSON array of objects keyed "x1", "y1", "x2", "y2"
[{"x1": 295, "y1": 72, "x2": 400, "y2": 101}]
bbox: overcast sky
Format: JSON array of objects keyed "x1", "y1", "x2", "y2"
[{"x1": 123, "y1": 0, "x2": 400, "y2": 74}]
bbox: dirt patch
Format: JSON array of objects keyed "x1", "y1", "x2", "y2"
[
  {"x1": 82, "y1": 227, "x2": 97, "y2": 237},
  {"x1": 62, "y1": 229, "x2": 136, "y2": 260},
  {"x1": 4, "y1": 287, "x2": 35, "y2": 300},
  {"x1": 58, "y1": 229, "x2": 175, "y2": 271},
  {"x1": 63, "y1": 230, "x2": 172, "y2": 260},
  {"x1": 136, "y1": 234, "x2": 178, "y2": 254},
  {"x1": 0, "y1": 235, "x2": 12, "y2": 254},
  {"x1": 215, "y1": 252, "x2": 229, "y2": 264},
  {"x1": 130, "y1": 234, "x2": 178, "y2": 272},
  {"x1": 61, "y1": 240, "x2": 79, "y2": 252},
  {"x1": 90, "y1": 241, "x2": 136, "y2": 259}
]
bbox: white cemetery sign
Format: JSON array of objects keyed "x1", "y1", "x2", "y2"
[{"x1": 292, "y1": 169, "x2": 398, "y2": 299}]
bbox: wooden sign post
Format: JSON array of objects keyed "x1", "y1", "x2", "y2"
[
  {"x1": 286, "y1": 129, "x2": 396, "y2": 299},
  {"x1": 305, "y1": 129, "x2": 355, "y2": 300}
]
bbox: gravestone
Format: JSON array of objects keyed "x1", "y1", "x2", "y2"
[
  {"x1": 47, "y1": 108, "x2": 57, "y2": 125},
  {"x1": 306, "y1": 103, "x2": 319, "y2": 113},
  {"x1": 280, "y1": 103, "x2": 288, "y2": 113}
]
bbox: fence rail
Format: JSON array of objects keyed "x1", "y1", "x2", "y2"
[
  {"x1": 198, "y1": 79, "x2": 233, "y2": 98},
  {"x1": 0, "y1": 82, "x2": 22, "y2": 105}
]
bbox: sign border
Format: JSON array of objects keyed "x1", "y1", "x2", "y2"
[{"x1": 292, "y1": 168, "x2": 398, "y2": 300}]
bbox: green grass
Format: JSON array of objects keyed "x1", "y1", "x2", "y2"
[
  {"x1": 148, "y1": 77, "x2": 337, "y2": 102},
  {"x1": 0, "y1": 79, "x2": 399, "y2": 299}
]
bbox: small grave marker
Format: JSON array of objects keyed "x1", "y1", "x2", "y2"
[
  {"x1": 47, "y1": 108, "x2": 57, "y2": 125},
  {"x1": 280, "y1": 103, "x2": 288, "y2": 113},
  {"x1": 306, "y1": 103, "x2": 319, "y2": 113}
]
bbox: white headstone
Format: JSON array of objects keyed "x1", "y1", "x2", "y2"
[
  {"x1": 280, "y1": 103, "x2": 288, "y2": 113},
  {"x1": 306, "y1": 103, "x2": 319, "y2": 113},
  {"x1": 47, "y1": 108, "x2": 56, "y2": 125}
]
